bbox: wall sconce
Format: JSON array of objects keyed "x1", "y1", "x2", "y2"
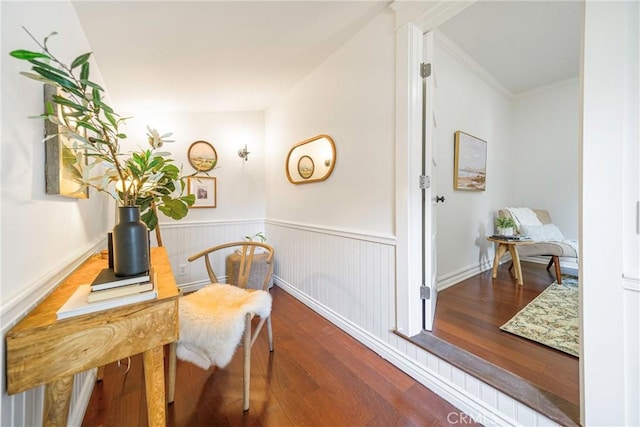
[{"x1": 238, "y1": 145, "x2": 250, "y2": 161}]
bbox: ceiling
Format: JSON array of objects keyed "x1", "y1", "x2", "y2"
[
  {"x1": 71, "y1": 1, "x2": 582, "y2": 114},
  {"x1": 72, "y1": 1, "x2": 389, "y2": 113},
  {"x1": 436, "y1": 1, "x2": 582, "y2": 95}
]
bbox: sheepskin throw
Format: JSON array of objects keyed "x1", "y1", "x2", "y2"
[{"x1": 177, "y1": 283, "x2": 272, "y2": 370}]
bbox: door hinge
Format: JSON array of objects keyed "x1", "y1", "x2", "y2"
[
  {"x1": 420, "y1": 285, "x2": 431, "y2": 300},
  {"x1": 419, "y1": 175, "x2": 430, "y2": 189},
  {"x1": 420, "y1": 63, "x2": 432, "y2": 78}
]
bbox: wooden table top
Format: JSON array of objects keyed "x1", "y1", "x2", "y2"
[
  {"x1": 6, "y1": 246, "x2": 180, "y2": 395},
  {"x1": 486, "y1": 236, "x2": 536, "y2": 245},
  {"x1": 8, "y1": 247, "x2": 179, "y2": 334}
]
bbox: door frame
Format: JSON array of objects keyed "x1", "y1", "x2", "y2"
[{"x1": 394, "y1": 2, "x2": 470, "y2": 337}]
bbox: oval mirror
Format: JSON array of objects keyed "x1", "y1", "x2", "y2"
[
  {"x1": 188, "y1": 140, "x2": 218, "y2": 172},
  {"x1": 286, "y1": 135, "x2": 336, "y2": 184}
]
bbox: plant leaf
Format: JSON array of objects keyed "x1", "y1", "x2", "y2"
[
  {"x1": 71, "y1": 52, "x2": 92, "y2": 69},
  {"x1": 31, "y1": 66, "x2": 77, "y2": 90},
  {"x1": 10, "y1": 49, "x2": 49, "y2": 60}
]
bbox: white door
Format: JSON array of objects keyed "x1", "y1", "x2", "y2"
[{"x1": 422, "y1": 31, "x2": 438, "y2": 331}]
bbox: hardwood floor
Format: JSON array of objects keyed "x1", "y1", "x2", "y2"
[
  {"x1": 82, "y1": 286, "x2": 478, "y2": 427},
  {"x1": 413, "y1": 261, "x2": 579, "y2": 424}
]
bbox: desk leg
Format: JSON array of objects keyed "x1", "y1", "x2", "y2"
[
  {"x1": 508, "y1": 245, "x2": 524, "y2": 285},
  {"x1": 43, "y1": 375, "x2": 73, "y2": 427},
  {"x1": 168, "y1": 341, "x2": 177, "y2": 404},
  {"x1": 143, "y1": 346, "x2": 167, "y2": 427},
  {"x1": 492, "y1": 243, "x2": 508, "y2": 278}
]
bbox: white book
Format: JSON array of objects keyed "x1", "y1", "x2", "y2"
[
  {"x1": 87, "y1": 281, "x2": 154, "y2": 303},
  {"x1": 57, "y1": 284, "x2": 157, "y2": 320}
]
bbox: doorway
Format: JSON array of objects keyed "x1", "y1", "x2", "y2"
[{"x1": 413, "y1": 1, "x2": 582, "y2": 424}]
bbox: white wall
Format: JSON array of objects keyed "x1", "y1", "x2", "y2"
[
  {"x1": 122, "y1": 111, "x2": 266, "y2": 227},
  {"x1": 432, "y1": 37, "x2": 513, "y2": 282},
  {"x1": 512, "y1": 80, "x2": 579, "y2": 239},
  {"x1": 1, "y1": 1, "x2": 110, "y2": 310},
  {"x1": 1, "y1": 1, "x2": 110, "y2": 425},
  {"x1": 581, "y1": 1, "x2": 639, "y2": 425},
  {"x1": 265, "y1": 9, "x2": 395, "y2": 236}
]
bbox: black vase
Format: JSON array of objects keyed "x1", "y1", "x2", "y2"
[{"x1": 112, "y1": 206, "x2": 149, "y2": 277}]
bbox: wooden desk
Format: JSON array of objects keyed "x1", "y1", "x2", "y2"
[
  {"x1": 5, "y1": 247, "x2": 179, "y2": 426},
  {"x1": 487, "y1": 237, "x2": 535, "y2": 286}
]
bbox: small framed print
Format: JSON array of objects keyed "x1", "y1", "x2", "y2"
[
  {"x1": 187, "y1": 140, "x2": 217, "y2": 172},
  {"x1": 188, "y1": 176, "x2": 217, "y2": 208}
]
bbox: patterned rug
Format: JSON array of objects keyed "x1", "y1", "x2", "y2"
[{"x1": 500, "y1": 276, "x2": 579, "y2": 357}]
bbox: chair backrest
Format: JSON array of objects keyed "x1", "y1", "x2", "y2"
[{"x1": 187, "y1": 241, "x2": 275, "y2": 290}]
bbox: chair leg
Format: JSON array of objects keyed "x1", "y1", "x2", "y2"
[
  {"x1": 552, "y1": 256, "x2": 563, "y2": 284},
  {"x1": 267, "y1": 315, "x2": 274, "y2": 352},
  {"x1": 243, "y1": 313, "x2": 252, "y2": 411},
  {"x1": 546, "y1": 257, "x2": 554, "y2": 271}
]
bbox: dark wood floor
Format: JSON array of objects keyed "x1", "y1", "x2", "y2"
[
  {"x1": 421, "y1": 261, "x2": 579, "y2": 423},
  {"x1": 82, "y1": 286, "x2": 478, "y2": 426}
]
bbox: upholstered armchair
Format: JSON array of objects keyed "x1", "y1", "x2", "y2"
[{"x1": 498, "y1": 208, "x2": 578, "y2": 284}]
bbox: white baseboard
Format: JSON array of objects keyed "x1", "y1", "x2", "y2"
[
  {"x1": 521, "y1": 255, "x2": 579, "y2": 270},
  {"x1": 437, "y1": 259, "x2": 495, "y2": 291},
  {"x1": 273, "y1": 275, "x2": 519, "y2": 427}
]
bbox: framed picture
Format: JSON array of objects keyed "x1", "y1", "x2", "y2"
[
  {"x1": 43, "y1": 85, "x2": 89, "y2": 199},
  {"x1": 187, "y1": 140, "x2": 218, "y2": 172},
  {"x1": 454, "y1": 131, "x2": 487, "y2": 191},
  {"x1": 188, "y1": 176, "x2": 217, "y2": 208}
]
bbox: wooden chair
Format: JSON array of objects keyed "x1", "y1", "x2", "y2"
[{"x1": 168, "y1": 241, "x2": 275, "y2": 411}]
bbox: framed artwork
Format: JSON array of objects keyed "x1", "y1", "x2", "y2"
[
  {"x1": 454, "y1": 131, "x2": 487, "y2": 191},
  {"x1": 297, "y1": 155, "x2": 314, "y2": 179},
  {"x1": 43, "y1": 85, "x2": 89, "y2": 199},
  {"x1": 187, "y1": 140, "x2": 217, "y2": 172},
  {"x1": 188, "y1": 176, "x2": 217, "y2": 208}
]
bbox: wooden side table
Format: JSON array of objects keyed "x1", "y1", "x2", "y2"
[
  {"x1": 5, "y1": 247, "x2": 179, "y2": 427},
  {"x1": 487, "y1": 237, "x2": 535, "y2": 285}
]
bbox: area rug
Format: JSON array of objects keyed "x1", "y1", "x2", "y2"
[{"x1": 500, "y1": 276, "x2": 579, "y2": 357}]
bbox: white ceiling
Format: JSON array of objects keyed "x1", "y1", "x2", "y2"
[
  {"x1": 72, "y1": 1, "x2": 389, "y2": 113},
  {"x1": 437, "y1": 1, "x2": 582, "y2": 95},
  {"x1": 71, "y1": 1, "x2": 582, "y2": 114}
]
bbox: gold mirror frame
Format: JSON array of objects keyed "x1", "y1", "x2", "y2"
[
  {"x1": 188, "y1": 140, "x2": 218, "y2": 172},
  {"x1": 286, "y1": 134, "x2": 336, "y2": 185}
]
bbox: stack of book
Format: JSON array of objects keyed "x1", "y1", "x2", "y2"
[
  {"x1": 490, "y1": 234, "x2": 532, "y2": 241},
  {"x1": 57, "y1": 269, "x2": 157, "y2": 320}
]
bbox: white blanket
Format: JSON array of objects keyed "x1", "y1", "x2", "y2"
[
  {"x1": 506, "y1": 207, "x2": 542, "y2": 229},
  {"x1": 177, "y1": 283, "x2": 272, "y2": 370}
]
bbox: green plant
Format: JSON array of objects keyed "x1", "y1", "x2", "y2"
[
  {"x1": 495, "y1": 216, "x2": 516, "y2": 229},
  {"x1": 244, "y1": 232, "x2": 267, "y2": 243},
  {"x1": 9, "y1": 29, "x2": 195, "y2": 231}
]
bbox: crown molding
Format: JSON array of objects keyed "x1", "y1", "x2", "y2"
[
  {"x1": 514, "y1": 76, "x2": 579, "y2": 99},
  {"x1": 433, "y1": 29, "x2": 513, "y2": 100}
]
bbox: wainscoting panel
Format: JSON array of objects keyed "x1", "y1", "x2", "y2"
[{"x1": 266, "y1": 220, "x2": 561, "y2": 426}]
